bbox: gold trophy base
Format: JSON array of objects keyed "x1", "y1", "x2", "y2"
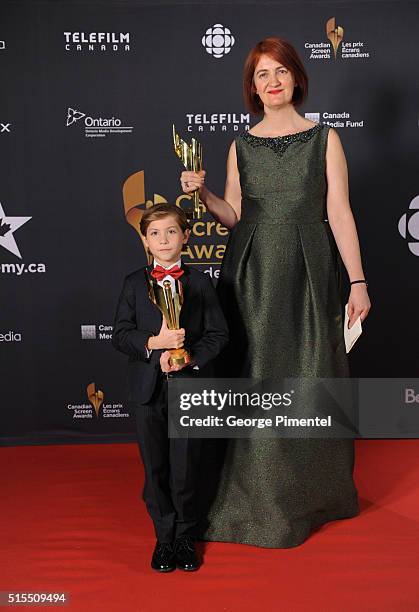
[{"x1": 169, "y1": 348, "x2": 191, "y2": 367}]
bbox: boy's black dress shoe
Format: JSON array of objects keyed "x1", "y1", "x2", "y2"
[
  {"x1": 151, "y1": 541, "x2": 176, "y2": 572},
  {"x1": 174, "y1": 535, "x2": 200, "y2": 571}
]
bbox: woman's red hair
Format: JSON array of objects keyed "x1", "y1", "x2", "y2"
[{"x1": 243, "y1": 37, "x2": 308, "y2": 114}]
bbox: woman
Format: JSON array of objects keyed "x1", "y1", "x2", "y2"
[{"x1": 180, "y1": 37, "x2": 371, "y2": 548}]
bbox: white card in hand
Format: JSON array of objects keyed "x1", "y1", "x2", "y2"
[{"x1": 344, "y1": 303, "x2": 362, "y2": 353}]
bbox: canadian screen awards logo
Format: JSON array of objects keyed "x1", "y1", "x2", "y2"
[
  {"x1": 64, "y1": 31, "x2": 130, "y2": 52},
  {"x1": 87, "y1": 383, "x2": 104, "y2": 417},
  {"x1": 67, "y1": 383, "x2": 129, "y2": 419},
  {"x1": 66, "y1": 107, "x2": 133, "y2": 138},
  {"x1": 398, "y1": 195, "x2": 419, "y2": 256},
  {"x1": 305, "y1": 17, "x2": 370, "y2": 61},
  {"x1": 202, "y1": 24, "x2": 235, "y2": 58}
]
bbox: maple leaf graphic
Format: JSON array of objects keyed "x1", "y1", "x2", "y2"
[{"x1": 0, "y1": 219, "x2": 11, "y2": 237}]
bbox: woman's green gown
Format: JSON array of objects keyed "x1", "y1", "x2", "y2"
[{"x1": 202, "y1": 123, "x2": 360, "y2": 548}]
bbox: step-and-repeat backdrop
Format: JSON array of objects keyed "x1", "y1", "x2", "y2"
[{"x1": 1, "y1": 0, "x2": 418, "y2": 444}]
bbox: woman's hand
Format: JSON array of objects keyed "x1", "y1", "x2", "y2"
[
  {"x1": 180, "y1": 170, "x2": 206, "y2": 194},
  {"x1": 178, "y1": 140, "x2": 240, "y2": 230},
  {"x1": 347, "y1": 284, "x2": 371, "y2": 329}
]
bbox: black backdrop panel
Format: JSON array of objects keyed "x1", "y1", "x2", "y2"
[{"x1": 1, "y1": 1, "x2": 418, "y2": 444}]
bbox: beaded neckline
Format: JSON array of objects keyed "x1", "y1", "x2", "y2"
[{"x1": 241, "y1": 124, "x2": 323, "y2": 156}]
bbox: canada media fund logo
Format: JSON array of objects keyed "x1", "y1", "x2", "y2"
[{"x1": 81, "y1": 325, "x2": 113, "y2": 340}]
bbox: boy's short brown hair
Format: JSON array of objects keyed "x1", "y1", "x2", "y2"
[{"x1": 139, "y1": 203, "x2": 190, "y2": 236}]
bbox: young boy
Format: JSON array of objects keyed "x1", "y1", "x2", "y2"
[{"x1": 112, "y1": 203, "x2": 228, "y2": 572}]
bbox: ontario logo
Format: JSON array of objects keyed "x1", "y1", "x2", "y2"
[
  {"x1": 66, "y1": 108, "x2": 85, "y2": 126},
  {"x1": 66, "y1": 107, "x2": 134, "y2": 138}
]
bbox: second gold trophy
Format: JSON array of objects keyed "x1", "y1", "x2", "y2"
[
  {"x1": 145, "y1": 270, "x2": 191, "y2": 367},
  {"x1": 172, "y1": 124, "x2": 204, "y2": 220}
]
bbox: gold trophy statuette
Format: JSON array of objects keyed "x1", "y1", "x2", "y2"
[
  {"x1": 326, "y1": 17, "x2": 344, "y2": 59},
  {"x1": 145, "y1": 270, "x2": 191, "y2": 367},
  {"x1": 172, "y1": 124, "x2": 205, "y2": 220},
  {"x1": 87, "y1": 383, "x2": 104, "y2": 418}
]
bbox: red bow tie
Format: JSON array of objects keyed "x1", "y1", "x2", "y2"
[{"x1": 151, "y1": 264, "x2": 184, "y2": 282}]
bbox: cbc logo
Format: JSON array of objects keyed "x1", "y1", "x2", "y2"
[
  {"x1": 398, "y1": 195, "x2": 419, "y2": 256},
  {"x1": 202, "y1": 24, "x2": 235, "y2": 58}
]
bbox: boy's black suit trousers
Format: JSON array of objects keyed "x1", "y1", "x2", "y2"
[{"x1": 134, "y1": 370, "x2": 202, "y2": 542}]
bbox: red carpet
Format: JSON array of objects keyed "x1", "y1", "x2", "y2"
[{"x1": 1, "y1": 440, "x2": 418, "y2": 611}]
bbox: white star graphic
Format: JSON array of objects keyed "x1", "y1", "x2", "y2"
[{"x1": 0, "y1": 202, "x2": 31, "y2": 259}]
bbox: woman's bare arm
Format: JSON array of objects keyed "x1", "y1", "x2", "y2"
[
  {"x1": 180, "y1": 141, "x2": 242, "y2": 230},
  {"x1": 326, "y1": 128, "x2": 365, "y2": 280},
  {"x1": 325, "y1": 127, "x2": 371, "y2": 324}
]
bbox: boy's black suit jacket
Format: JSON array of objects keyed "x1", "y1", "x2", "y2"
[{"x1": 112, "y1": 263, "x2": 229, "y2": 404}]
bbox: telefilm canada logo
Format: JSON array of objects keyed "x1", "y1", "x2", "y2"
[
  {"x1": 67, "y1": 383, "x2": 129, "y2": 419},
  {"x1": 185, "y1": 112, "x2": 250, "y2": 134},
  {"x1": 398, "y1": 195, "x2": 419, "y2": 256},
  {"x1": 305, "y1": 17, "x2": 371, "y2": 60},
  {"x1": 64, "y1": 31, "x2": 130, "y2": 52},
  {"x1": 0, "y1": 201, "x2": 46, "y2": 275},
  {"x1": 122, "y1": 170, "x2": 227, "y2": 277},
  {"x1": 66, "y1": 107, "x2": 134, "y2": 138},
  {"x1": 305, "y1": 112, "x2": 364, "y2": 130},
  {"x1": 201, "y1": 24, "x2": 235, "y2": 58},
  {"x1": 81, "y1": 324, "x2": 113, "y2": 340}
]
